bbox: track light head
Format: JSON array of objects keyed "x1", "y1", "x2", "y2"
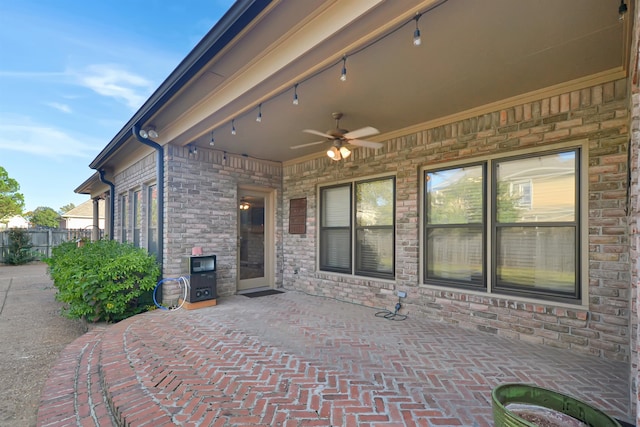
[
  {"x1": 293, "y1": 84, "x2": 299, "y2": 105},
  {"x1": 413, "y1": 13, "x2": 422, "y2": 46},
  {"x1": 619, "y1": 0, "x2": 628, "y2": 21}
]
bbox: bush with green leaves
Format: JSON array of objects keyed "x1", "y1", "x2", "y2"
[
  {"x1": 45, "y1": 239, "x2": 160, "y2": 322},
  {"x1": 4, "y1": 228, "x2": 36, "y2": 265}
]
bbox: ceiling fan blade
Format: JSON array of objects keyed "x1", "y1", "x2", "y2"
[
  {"x1": 290, "y1": 140, "x2": 326, "y2": 149},
  {"x1": 303, "y1": 129, "x2": 334, "y2": 139},
  {"x1": 344, "y1": 126, "x2": 379, "y2": 140},
  {"x1": 349, "y1": 139, "x2": 384, "y2": 149}
]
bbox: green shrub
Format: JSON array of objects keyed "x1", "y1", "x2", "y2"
[
  {"x1": 45, "y1": 239, "x2": 160, "y2": 322},
  {"x1": 4, "y1": 228, "x2": 36, "y2": 265}
]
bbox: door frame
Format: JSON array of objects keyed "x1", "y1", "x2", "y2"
[{"x1": 237, "y1": 186, "x2": 275, "y2": 291}]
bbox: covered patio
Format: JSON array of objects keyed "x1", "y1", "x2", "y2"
[
  {"x1": 73, "y1": 0, "x2": 640, "y2": 423},
  {"x1": 38, "y1": 290, "x2": 632, "y2": 426}
]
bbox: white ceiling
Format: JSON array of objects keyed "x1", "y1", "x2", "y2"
[{"x1": 125, "y1": 0, "x2": 629, "y2": 166}]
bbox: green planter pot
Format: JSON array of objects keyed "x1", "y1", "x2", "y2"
[{"x1": 492, "y1": 383, "x2": 621, "y2": 427}]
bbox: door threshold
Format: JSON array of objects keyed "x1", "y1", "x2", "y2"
[{"x1": 237, "y1": 286, "x2": 272, "y2": 295}]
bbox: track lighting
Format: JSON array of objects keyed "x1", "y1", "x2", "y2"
[
  {"x1": 209, "y1": 131, "x2": 215, "y2": 146},
  {"x1": 139, "y1": 126, "x2": 158, "y2": 139},
  {"x1": 619, "y1": 0, "x2": 628, "y2": 21},
  {"x1": 203, "y1": 4, "x2": 453, "y2": 146},
  {"x1": 293, "y1": 84, "x2": 299, "y2": 105},
  {"x1": 413, "y1": 13, "x2": 422, "y2": 46}
]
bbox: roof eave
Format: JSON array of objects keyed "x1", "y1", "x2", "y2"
[{"x1": 88, "y1": 0, "x2": 272, "y2": 170}]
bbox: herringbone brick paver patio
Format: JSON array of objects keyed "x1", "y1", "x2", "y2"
[{"x1": 38, "y1": 291, "x2": 631, "y2": 426}]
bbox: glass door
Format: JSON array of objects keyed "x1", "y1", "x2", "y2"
[{"x1": 238, "y1": 189, "x2": 270, "y2": 291}]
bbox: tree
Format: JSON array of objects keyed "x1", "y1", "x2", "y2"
[
  {"x1": 4, "y1": 228, "x2": 35, "y2": 265},
  {"x1": 59, "y1": 203, "x2": 76, "y2": 214},
  {"x1": 28, "y1": 206, "x2": 61, "y2": 228},
  {"x1": 0, "y1": 166, "x2": 25, "y2": 220}
]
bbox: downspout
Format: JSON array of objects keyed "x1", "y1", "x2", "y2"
[
  {"x1": 98, "y1": 169, "x2": 115, "y2": 240},
  {"x1": 132, "y1": 125, "x2": 164, "y2": 269}
]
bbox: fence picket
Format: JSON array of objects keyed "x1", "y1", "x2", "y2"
[{"x1": 0, "y1": 229, "x2": 103, "y2": 262}]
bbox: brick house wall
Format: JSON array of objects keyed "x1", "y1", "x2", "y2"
[
  {"x1": 283, "y1": 78, "x2": 630, "y2": 363},
  {"x1": 631, "y1": 84, "x2": 640, "y2": 426},
  {"x1": 630, "y1": 4, "x2": 640, "y2": 422},
  {"x1": 163, "y1": 145, "x2": 283, "y2": 297},
  {"x1": 114, "y1": 152, "x2": 157, "y2": 250}
]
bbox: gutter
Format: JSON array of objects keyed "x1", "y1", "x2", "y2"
[
  {"x1": 132, "y1": 125, "x2": 164, "y2": 268},
  {"x1": 97, "y1": 169, "x2": 115, "y2": 240}
]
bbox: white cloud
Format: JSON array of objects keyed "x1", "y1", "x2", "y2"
[
  {"x1": 45, "y1": 102, "x2": 72, "y2": 113},
  {"x1": 74, "y1": 64, "x2": 154, "y2": 110},
  {"x1": 0, "y1": 117, "x2": 99, "y2": 160}
]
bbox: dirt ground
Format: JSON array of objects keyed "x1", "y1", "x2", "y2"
[{"x1": 0, "y1": 263, "x2": 87, "y2": 427}]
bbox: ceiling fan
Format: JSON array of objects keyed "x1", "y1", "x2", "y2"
[{"x1": 290, "y1": 112, "x2": 383, "y2": 160}]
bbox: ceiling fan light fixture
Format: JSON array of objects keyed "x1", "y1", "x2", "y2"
[
  {"x1": 339, "y1": 146, "x2": 351, "y2": 159},
  {"x1": 327, "y1": 146, "x2": 341, "y2": 160}
]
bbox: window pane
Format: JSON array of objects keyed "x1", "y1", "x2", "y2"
[
  {"x1": 320, "y1": 229, "x2": 350, "y2": 270},
  {"x1": 356, "y1": 179, "x2": 393, "y2": 226},
  {"x1": 356, "y1": 228, "x2": 393, "y2": 275},
  {"x1": 133, "y1": 190, "x2": 142, "y2": 247},
  {"x1": 148, "y1": 185, "x2": 158, "y2": 255},
  {"x1": 496, "y1": 226, "x2": 576, "y2": 294},
  {"x1": 426, "y1": 165, "x2": 483, "y2": 224},
  {"x1": 121, "y1": 194, "x2": 128, "y2": 242},
  {"x1": 496, "y1": 151, "x2": 575, "y2": 223},
  {"x1": 426, "y1": 227, "x2": 483, "y2": 283},
  {"x1": 322, "y1": 186, "x2": 350, "y2": 227}
]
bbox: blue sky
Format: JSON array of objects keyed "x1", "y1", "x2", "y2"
[{"x1": 0, "y1": 0, "x2": 233, "y2": 212}]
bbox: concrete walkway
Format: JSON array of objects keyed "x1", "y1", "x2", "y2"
[
  {"x1": 0, "y1": 264, "x2": 86, "y2": 427},
  {"x1": 35, "y1": 283, "x2": 633, "y2": 426}
]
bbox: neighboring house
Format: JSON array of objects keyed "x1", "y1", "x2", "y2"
[
  {"x1": 0, "y1": 215, "x2": 29, "y2": 229},
  {"x1": 74, "y1": 1, "x2": 640, "y2": 420},
  {"x1": 60, "y1": 199, "x2": 105, "y2": 230}
]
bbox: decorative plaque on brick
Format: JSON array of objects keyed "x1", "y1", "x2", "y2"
[{"x1": 289, "y1": 198, "x2": 307, "y2": 234}]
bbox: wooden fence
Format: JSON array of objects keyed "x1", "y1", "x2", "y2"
[{"x1": 0, "y1": 229, "x2": 103, "y2": 262}]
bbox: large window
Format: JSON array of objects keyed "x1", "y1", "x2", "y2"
[
  {"x1": 425, "y1": 164, "x2": 485, "y2": 288},
  {"x1": 147, "y1": 184, "x2": 158, "y2": 256},
  {"x1": 120, "y1": 194, "x2": 128, "y2": 242},
  {"x1": 320, "y1": 177, "x2": 395, "y2": 279},
  {"x1": 424, "y1": 148, "x2": 580, "y2": 303},
  {"x1": 133, "y1": 189, "x2": 142, "y2": 248}
]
